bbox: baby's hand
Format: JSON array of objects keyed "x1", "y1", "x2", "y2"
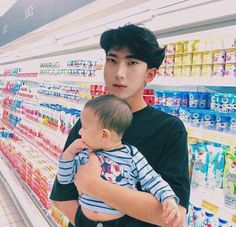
[
  {"x1": 162, "y1": 198, "x2": 181, "y2": 227},
  {"x1": 62, "y1": 139, "x2": 92, "y2": 160},
  {"x1": 68, "y1": 139, "x2": 91, "y2": 155}
]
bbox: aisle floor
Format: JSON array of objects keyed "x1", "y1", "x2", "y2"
[{"x1": 0, "y1": 180, "x2": 27, "y2": 227}]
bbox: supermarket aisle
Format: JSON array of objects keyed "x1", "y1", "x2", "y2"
[{"x1": 0, "y1": 179, "x2": 27, "y2": 227}]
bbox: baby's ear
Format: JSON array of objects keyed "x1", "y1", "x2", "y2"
[
  {"x1": 102, "y1": 129, "x2": 111, "y2": 140},
  {"x1": 145, "y1": 68, "x2": 157, "y2": 83}
]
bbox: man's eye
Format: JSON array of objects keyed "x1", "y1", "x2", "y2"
[
  {"x1": 128, "y1": 61, "x2": 138, "y2": 65},
  {"x1": 106, "y1": 58, "x2": 115, "y2": 63}
]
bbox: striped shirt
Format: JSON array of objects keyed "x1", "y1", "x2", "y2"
[{"x1": 57, "y1": 144, "x2": 179, "y2": 214}]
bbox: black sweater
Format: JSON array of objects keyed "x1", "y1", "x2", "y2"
[{"x1": 50, "y1": 105, "x2": 190, "y2": 226}]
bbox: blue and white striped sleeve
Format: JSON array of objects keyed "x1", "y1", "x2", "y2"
[
  {"x1": 132, "y1": 147, "x2": 179, "y2": 204},
  {"x1": 57, "y1": 150, "x2": 89, "y2": 184}
]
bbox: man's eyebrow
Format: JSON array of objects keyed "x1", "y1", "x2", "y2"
[{"x1": 107, "y1": 53, "x2": 138, "y2": 59}]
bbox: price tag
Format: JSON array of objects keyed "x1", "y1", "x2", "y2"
[
  {"x1": 232, "y1": 214, "x2": 236, "y2": 224},
  {"x1": 201, "y1": 200, "x2": 218, "y2": 214}
]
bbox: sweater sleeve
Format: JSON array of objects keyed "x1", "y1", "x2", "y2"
[
  {"x1": 132, "y1": 147, "x2": 179, "y2": 203},
  {"x1": 160, "y1": 118, "x2": 190, "y2": 210},
  {"x1": 57, "y1": 158, "x2": 77, "y2": 184},
  {"x1": 57, "y1": 150, "x2": 90, "y2": 184}
]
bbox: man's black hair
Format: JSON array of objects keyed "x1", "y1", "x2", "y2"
[{"x1": 100, "y1": 24, "x2": 165, "y2": 69}]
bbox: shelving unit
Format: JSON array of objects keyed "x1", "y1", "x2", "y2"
[{"x1": 0, "y1": 154, "x2": 57, "y2": 227}]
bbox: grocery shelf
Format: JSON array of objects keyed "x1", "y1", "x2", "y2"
[
  {"x1": 0, "y1": 71, "x2": 105, "y2": 84},
  {"x1": 186, "y1": 125, "x2": 236, "y2": 147},
  {"x1": 1, "y1": 120, "x2": 58, "y2": 165},
  {"x1": 151, "y1": 76, "x2": 236, "y2": 87},
  {"x1": 190, "y1": 187, "x2": 236, "y2": 225},
  {"x1": 37, "y1": 93, "x2": 85, "y2": 110},
  {"x1": 4, "y1": 106, "x2": 66, "y2": 148},
  {"x1": 0, "y1": 154, "x2": 57, "y2": 227}
]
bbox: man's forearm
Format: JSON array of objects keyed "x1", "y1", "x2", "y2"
[{"x1": 53, "y1": 200, "x2": 79, "y2": 225}]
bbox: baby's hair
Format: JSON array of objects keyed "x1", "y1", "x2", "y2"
[{"x1": 84, "y1": 95, "x2": 132, "y2": 136}]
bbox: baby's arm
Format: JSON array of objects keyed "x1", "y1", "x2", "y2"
[
  {"x1": 57, "y1": 139, "x2": 90, "y2": 184},
  {"x1": 132, "y1": 148, "x2": 180, "y2": 225}
]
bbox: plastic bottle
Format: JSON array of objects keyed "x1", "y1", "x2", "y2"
[
  {"x1": 191, "y1": 142, "x2": 209, "y2": 189},
  {"x1": 202, "y1": 212, "x2": 216, "y2": 226},
  {"x1": 218, "y1": 218, "x2": 229, "y2": 227},
  {"x1": 192, "y1": 206, "x2": 204, "y2": 227},
  {"x1": 215, "y1": 146, "x2": 226, "y2": 188},
  {"x1": 224, "y1": 160, "x2": 236, "y2": 209}
]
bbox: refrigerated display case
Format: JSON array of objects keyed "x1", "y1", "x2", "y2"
[{"x1": 0, "y1": 0, "x2": 235, "y2": 226}]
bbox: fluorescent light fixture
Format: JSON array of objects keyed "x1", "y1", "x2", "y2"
[{"x1": 0, "y1": 0, "x2": 17, "y2": 16}]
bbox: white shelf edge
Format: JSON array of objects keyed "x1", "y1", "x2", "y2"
[
  {"x1": 151, "y1": 77, "x2": 236, "y2": 87},
  {"x1": 190, "y1": 187, "x2": 235, "y2": 224},
  {"x1": 0, "y1": 154, "x2": 57, "y2": 227},
  {"x1": 0, "y1": 72, "x2": 105, "y2": 84},
  {"x1": 186, "y1": 125, "x2": 236, "y2": 147}
]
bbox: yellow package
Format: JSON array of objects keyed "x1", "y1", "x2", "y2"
[
  {"x1": 183, "y1": 40, "x2": 195, "y2": 53},
  {"x1": 157, "y1": 67, "x2": 165, "y2": 77},
  {"x1": 192, "y1": 52, "x2": 203, "y2": 65},
  {"x1": 201, "y1": 64, "x2": 212, "y2": 77},
  {"x1": 191, "y1": 65, "x2": 201, "y2": 77},
  {"x1": 193, "y1": 40, "x2": 201, "y2": 52},
  {"x1": 165, "y1": 66, "x2": 174, "y2": 77},
  {"x1": 166, "y1": 43, "x2": 175, "y2": 55},
  {"x1": 174, "y1": 54, "x2": 183, "y2": 66},
  {"x1": 213, "y1": 49, "x2": 226, "y2": 64},
  {"x1": 182, "y1": 66, "x2": 191, "y2": 77},
  {"x1": 166, "y1": 55, "x2": 175, "y2": 66},
  {"x1": 174, "y1": 66, "x2": 182, "y2": 77},
  {"x1": 225, "y1": 48, "x2": 236, "y2": 63},
  {"x1": 182, "y1": 53, "x2": 193, "y2": 65},
  {"x1": 175, "y1": 42, "x2": 183, "y2": 54},
  {"x1": 202, "y1": 51, "x2": 214, "y2": 64},
  {"x1": 212, "y1": 64, "x2": 225, "y2": 77},
  {"x1": 224, "y1": 63, "x2": 236, "y2": 77}
]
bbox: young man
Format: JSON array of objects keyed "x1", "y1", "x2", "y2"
[{"x1": 50, "y1": 24, "x2": 190, "y2": 227}]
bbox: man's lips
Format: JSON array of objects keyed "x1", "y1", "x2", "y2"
[{"x1": 112, "y1": 84, "x2": 127, "y2": 88}]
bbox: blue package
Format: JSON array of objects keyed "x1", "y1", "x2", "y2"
[
  {"x1": 191, "y1": 109, "x2": 202, "y2": 127},
  {"x1": 216, "y1": 113, "x2": 230, "y2": 132},
  {"x1": 218, "y1": 93, "x2": 234, "y2": 113},
  {"x1": 189, "y1": 92, "x2": 200, "y2": 108},
  {"x1": 201, "y1": 110, "x2": 216, "y2": 130},
  {"x1": 230, "y1": 114, "x2": 236, "y2": 134},
  {"x1": 181, "y1": 92, "x2": 189, "y2": 107}
]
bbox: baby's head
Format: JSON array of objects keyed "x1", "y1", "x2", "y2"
[{"x1": 79, "y1": 94, "x2": 132, "y2": 150}]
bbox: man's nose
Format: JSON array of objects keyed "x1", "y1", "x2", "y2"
[{"x1": 115, "y1": 63, "x2": 126, "y2": 79}]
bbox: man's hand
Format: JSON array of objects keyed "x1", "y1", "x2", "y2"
[{"x1": 74, "y1": 153, "x2": 102, "y2": 194}]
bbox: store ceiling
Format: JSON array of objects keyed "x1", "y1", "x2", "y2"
[
  {"x1": 0, "y1": 0, "x2": 17, "y2": 17},
  {"x1": 0, "y1": 0, "x2": 236, "y2": 65}
]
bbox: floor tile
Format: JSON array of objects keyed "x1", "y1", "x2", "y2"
[
  {"x1": 0, "y1": 216, "x2": 10, "y2": 225},
  {"x1": 11, "y1": 221, "x2": 27, "y2": 227},
  {"x1": 7, "y1": 213, "x2": 22, "y2": 223}
]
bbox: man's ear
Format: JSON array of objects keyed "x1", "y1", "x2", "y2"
[
  {"x1": 101, "y1": 129, "x2": 111, "y2": 141},
  {"x1": 145, "y1": 68, "x2": 157, "y2": 83}
]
